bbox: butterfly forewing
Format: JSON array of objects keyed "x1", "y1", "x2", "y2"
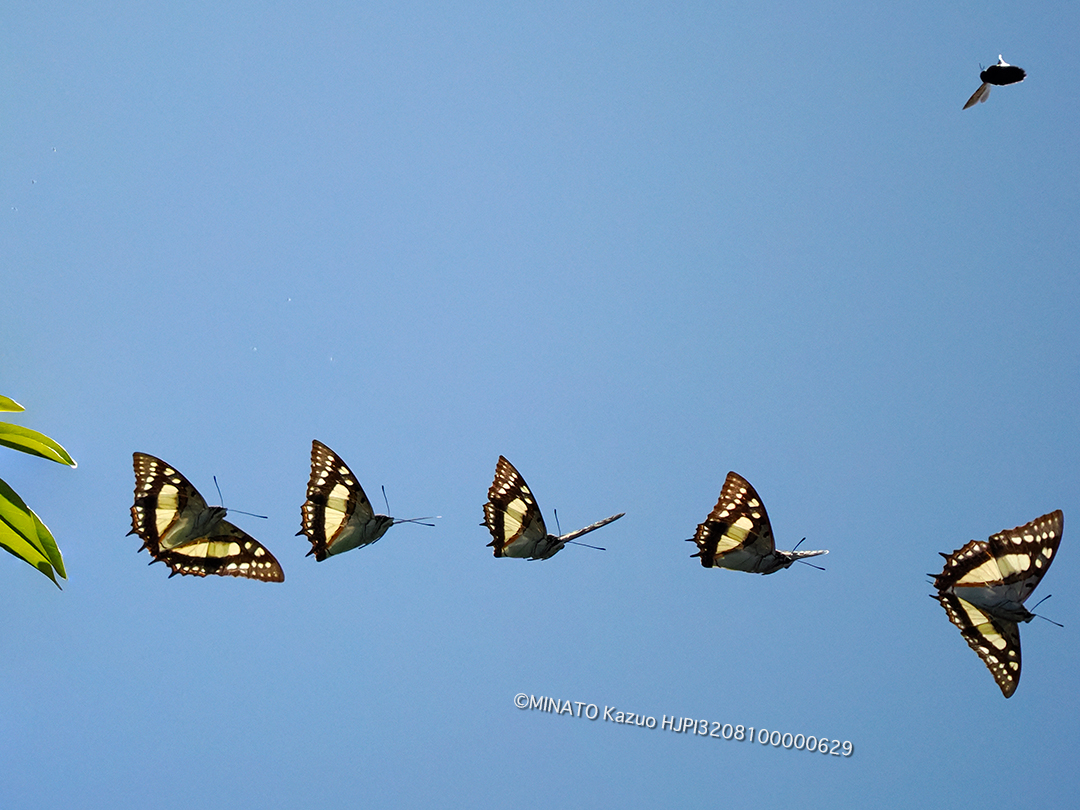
[
  {"x1": 691, "y1": 472, "x2": 776, "y2": 569},
  {"x1": 131, "y1": 453, "x2": 207, "y2": 549},
  {"x1": 963, "y1": 83, "x2": 990, "y2": 109},
  {"x1": 128, "y1": 453, "x2": 284, "y2": 582},
  {"x1": 299, "y1": 440, "x2": 394, "y2": 561},
  {"x1": 483, "y1": 456, "x2": 551, "y2": 558},
  {"x1": 934, "y1": 510, "x2": 1062, "y2": 615}
]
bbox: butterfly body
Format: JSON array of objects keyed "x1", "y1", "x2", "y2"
[
  {"x1": 944, "y1": 569, "x2": 1036, "y2": 624},
  {"x1": 128, "y1": 453, "x2": 284, "y2": 582},
  {"x1": 932, "y1": 510, "x2": 1062, "y2": 697},
  {"x1": 963, "y1": 55, "x2": 1026, "y2": 109},
  {"x1": 318, "y1": 512, "x2": 395, "y2": 558},
  {"x1": 483, "y1": 455, "x2": 623, "y2": 560},
  {"x1": 496, "y1": 528, "x2": 563, "y2": 561},
  {"x1": 689, "y1": 471, "x2": 827, "y2": 574},
  {"x1": 158, "y1": 501, "x2": 229, "y2": 551},
  {"x1": 299, "y1": 440, "x2": 397, "y2": 561}
]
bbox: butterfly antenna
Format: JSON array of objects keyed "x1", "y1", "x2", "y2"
[
  {"x1": 381, "y1": 485, "x2": 438, "y2": 526},
  {"x1": 393, "y1": 516, "x2": 440, "y2": 527},
  {"x1": 1031, "y1": 594, "x2": 1064, "y2": 627},
  {"x1": 212, "y1": 475, "x2": 267, "y2": 519},
  {"x1": 790, "y1": 537, "x2": 823, "y2": 568},
  {"x1": 566, "y1": 540, "x2": 606, "y2": 551},
  {"x1": 553, "y1": 509, "x2": 607, "y2": 550}
]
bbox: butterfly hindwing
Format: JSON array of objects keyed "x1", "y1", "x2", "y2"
[
  {"x1": 299, "y1": 440, "x2": 395, "y2": 561},
  {"x1": 936, "y1": 591, "x2": 1023, "y2": 697},
  {"x1": 933, "y1": 510, "x2": 1062, "y2": 697},
  {"x1": 155, "y1": 522, "x2": 283, "y2": 580},
  {"x1": 128, "y1": 453, "x2": 284, "y2": 582}
]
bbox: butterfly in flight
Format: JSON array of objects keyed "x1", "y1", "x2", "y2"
[
  {"x1": 128, "y1": 453, "x2": 284, "y2": 581},
  {"x1": 932, "y1": 510, "x2": 1062, "y2": 697},
  {"x1": 963, "y1": 55, "x2": 1026, "y2": 109},
  {"x1": 298, "y1": 439, "x2": 434, "y2": 561},
  {"x1": 688, "y1": 471, "x2": 827, "y2": 574},
  {"x1": 482, "y1": 455, "x2": 624, "y2": 560}
]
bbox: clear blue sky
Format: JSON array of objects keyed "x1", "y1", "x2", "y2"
[{"x1": 3, "y1": 2, "x2": 1078, "y2": 807}]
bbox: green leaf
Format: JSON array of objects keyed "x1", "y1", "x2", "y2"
[
  {"x1": 0, "y1": 476, "x2": 64, "y2": 586},
  {"x1": 31, "y1": 508, "x2": 66, "y2": 580},
  {"x1": 0, "y1": 395, "x2": 25, "y2": 413},
  {"x1": 0, "y1": 422, "x2": 77, "y2": 467}
]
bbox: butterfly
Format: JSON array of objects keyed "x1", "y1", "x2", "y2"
[
  {"x1": 688, "y1": 471, "x2": 827, "y2": 574},
  {"x1": 963, "y1": 55, "x2": 1027, "y2": 109},
  {"x1": 482, "y1": 455, "x2": 624, "y2": 560},
  {"x1": 128, "y1": 452, "x2": 284, "y2": 581},
  {"x1": 932, "y1": 510, "x2": 1062, "y2": 697},
  {"x1": 298, "y1": 440, "x2": 434, "y2": 561}
]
